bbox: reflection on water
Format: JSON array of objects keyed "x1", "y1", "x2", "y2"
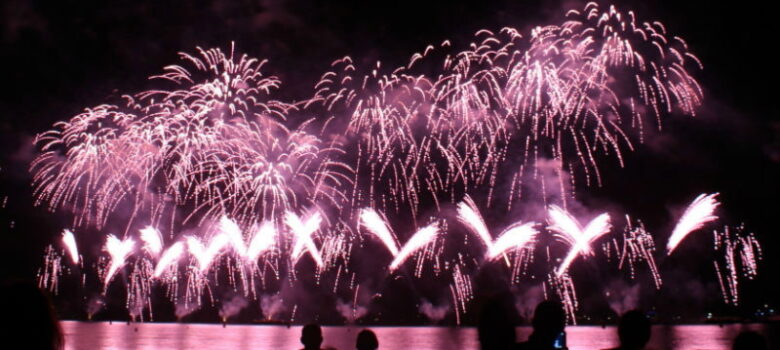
[{"x1": 62, "y1": 321, "x2": 775, "y2": 350}]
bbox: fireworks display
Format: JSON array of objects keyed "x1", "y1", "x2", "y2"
[{"x1": 30, "y1": 3, "x2": 763, "y2": 324}]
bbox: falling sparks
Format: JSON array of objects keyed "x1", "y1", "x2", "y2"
[{"x1": 713, "y1": 225, "x2": 762, "y2": 305}]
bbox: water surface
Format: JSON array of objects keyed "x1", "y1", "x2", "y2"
[{"x1": 62, "y1": 321, "x2": 774, "y2": 350}]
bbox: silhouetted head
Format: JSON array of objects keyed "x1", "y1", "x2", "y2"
[
  {"x1": 0, "y1": 281, "x2": 63, "y2": 350},
  {"x1": 732, "y1": 331, "x2": 767, "y2": 350},
  {"x1": 301, "y1": 323, "x2": 323, "y2": 350},
  {"x1": 530, "y1": 300, "x2": 566, "y2": 343},
  {"x1": 478, "y1": 296, "x2": 517, "y2": 350},
  {"x1": 617, "y1": 310, "x2": 651, "y2": 349},
  {"x1": 356, "y1": 329, "x2": 378, "y2": 350}
]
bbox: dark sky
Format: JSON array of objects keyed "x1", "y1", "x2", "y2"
[{"x1": 1, "y1": 0, "x2": 778, "y2": 323}]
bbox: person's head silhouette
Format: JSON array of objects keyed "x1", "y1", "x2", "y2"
[
  {"x1": 732, "y1": 331, "x2": 767, "y2": 350},
  {"x1": 301, "y1": 324, "x2": 323, "y2": 350},
  {"x1": 356, "y1": 329, "x2": 378, "y2": 350},
  {"x1": 532, "y1": 300, "x2": 566, "y2": 339},
  {"x1": 0, "y1": 281, "x2": 63, "y2": 350},
  {"x1": 478, "y1": 296, "x2": 517, "y2": 350},
  {"x1": 617, "y1": 310, "x2": 651, "y2": 350},
  {"x1": 515, "y1": 299, "x2": 566, "y2": 349}
]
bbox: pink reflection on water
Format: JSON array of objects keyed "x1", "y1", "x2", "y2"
[{"x1": 62, "y1": 321, "x2": 772, "y2": 350}]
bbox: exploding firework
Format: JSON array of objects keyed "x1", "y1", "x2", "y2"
[
  {"x1": 30, "y1": 45, "x2": 349, "y2": 233},
  {"x1": 312, "y1": 2, "x2": 704, "y2": 217},
  {"x1": 29, "y1": 3, "x2": 762, "y2": 324}
]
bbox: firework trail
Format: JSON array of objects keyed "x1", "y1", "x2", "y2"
[
  {"x1": 103, "y1": 235, "x2": 135, "y2": 289},
  {"x1": 666, "y1": 193, "x2": 719, "y2": 255},
  {"x1": 285, "y1": 211, "x2": 324, "y2": 268},
  {"x1": 246, "y1": 221, "x2": 277, "y2": 262},
  {"x1": 360, "y1": 208, "x2": 401, "y2": 256},
  {"x1": 487, "y1": 223, "x2": 537, "y2": 260},
  {"x1": 456, "y1": 196, "x2": 538, "y2": 260},
  {"x1": 218, "y1": 216, "x2": 249, "y2": 258},
  {"x1": 61, "y1": 229, "x2": 80, "y2": 265},
  {"x1": 389, "y1": 223, "x2": 440, "y2": 272},
  {"x1": 139, "y1": 226, "x2": 163, "y2": 256},
  {"x1": 547, "y1": 206, "x2": 611, "y2": 276},
  {"x1": 187, "y1": 234, "x2": 229, "y2": 272},
  {"x1": 456, "y1": 196, "x2": 493, "y2": 249},
  {"x1": 153, "y1": 242, "x2": 184, "y2": 278},
  {"x1": 360, "y1": 208, "x2": 441, "y2": 272}
]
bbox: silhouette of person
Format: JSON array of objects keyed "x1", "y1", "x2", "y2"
[
  {"x1": 732, "y1": 331, "x2": 767, "y2": 350},
  {"x1": 516, "y1": 300, "x2": 566, "y2": 350},
  {"x1": 605, "y1": 310, "x2": 651, "y2": 350},
  {"x1": 478, "y1": 296, "x2": 517, "y2": 350},
  {"x1": 301, "y1": 324, "x2": 324, "y2": 350},
  {"x1": 0, "y1": 281, "x2": 63, "y2": 350},
  {"x1": 356, "y1": 329, "x2": 378, "y2": 350}
]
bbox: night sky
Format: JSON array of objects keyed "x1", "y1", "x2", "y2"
[{"x1": 1, "y1": 0, "x2": 778, "y2": 324}]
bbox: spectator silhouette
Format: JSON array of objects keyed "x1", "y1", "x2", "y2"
[
  {"x1": 301, "y1": 324, "x2": 324, "y2": 350},
  {"x1": 732, "y1": 331, "x2": 767, "y2": 350},
  {"x1": 516, "y1": 300, "x2": 566, "y2": 350},
  {"x1": 606, "y1": 310, "x2": 651, "y2": 350},
  {"x1": 0, "y1": 281, "x2": 63, "y2": 350},
  {"x1": 478, "y1": 296, "x2": 517, "y2": 350},
  {"x1": 356, "y1": 329, "x2": 378, "y2": 350}
]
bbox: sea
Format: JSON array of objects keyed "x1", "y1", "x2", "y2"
[{"x1": 61, "y1": 321, "x2": 776, "y2": 350}]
